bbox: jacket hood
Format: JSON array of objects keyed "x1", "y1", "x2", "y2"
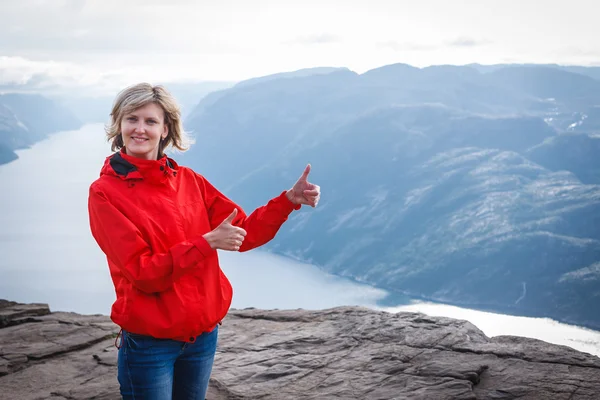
[{"x1": 100, "y1": 149, "x2": 179, "y2": 184}]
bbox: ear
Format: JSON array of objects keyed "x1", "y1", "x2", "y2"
[{"x1": 162, "y1": 124, "x2": 168, "y2": 139}]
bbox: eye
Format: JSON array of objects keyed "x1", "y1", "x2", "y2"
[
  {"x1": 147, "y1": 120, "x2": 157, "y2": 124},
  {"x1": 126, "y1": 116, "x2": 137, "y2": 122}
]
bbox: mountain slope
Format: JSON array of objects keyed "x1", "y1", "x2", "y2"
[
  {"x1": 0, "y1": 94, "x2": 81, "y2": 165},
  {"x1": 179, "y1": 63, "x2": 600, "y2": 329}
]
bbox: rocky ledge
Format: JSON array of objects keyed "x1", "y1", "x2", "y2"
[{"x1": 1, "y1": 299, "x2": 599, "y2": 399}]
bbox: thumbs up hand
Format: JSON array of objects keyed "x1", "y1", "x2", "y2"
[
  {"x1": 203, "y1": 208, "x2": 247, "y2": 251},
  {"x1": 286, "y1": 164, "x2": 321, "y2": 208}
]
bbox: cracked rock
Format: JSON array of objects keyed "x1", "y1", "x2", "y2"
[{"x1": 1, "y1": 301, "x2": 599, "y2": 399}]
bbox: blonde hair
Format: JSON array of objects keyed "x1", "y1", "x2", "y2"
[{"x1": 105, "y1": 83, "x2": 192, "y2": 157}]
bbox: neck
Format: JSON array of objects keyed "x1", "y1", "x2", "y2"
[{"x1": 124, "y1": 147, "x2": 161, "y2": 161}]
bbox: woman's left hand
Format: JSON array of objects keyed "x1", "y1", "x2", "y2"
[{"x1": 286, "y1": 164, "x2": 320, "y2": 207}]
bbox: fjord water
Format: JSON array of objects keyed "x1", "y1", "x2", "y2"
[{"x1": 0, "y1": 124, "x2": 598, "y2": 357}]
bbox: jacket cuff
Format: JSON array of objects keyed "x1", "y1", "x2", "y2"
[
  {"x1": 192, "y1": 235, "x2": 216, "y2": 257},
  {"x1": 280, "y1": 190, "x2": 302, "y2": 212}
]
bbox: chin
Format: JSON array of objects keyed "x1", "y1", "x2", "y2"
[{"x1": 126, "y1": 143, "x2": 157, "y2": 159}]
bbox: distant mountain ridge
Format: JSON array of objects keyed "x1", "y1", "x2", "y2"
[
  {"x1": 468, "y1": 62, "x2": 600, "y2": 81},
  {"x1": 178, "y1": 62, "x2": 600, "y2": 330},
  {"x1": 0, "y1": 93, "x2": 82, "y2": 165},
  {"x1": 234, "y1": 67, "x2": 348, "y2": 88},
  {"x1": 0, "y1": 81, "x2": 234, "y2": 166},
  {"x1": 53, "y1": 81, "x2": 235, "y2": 124}
]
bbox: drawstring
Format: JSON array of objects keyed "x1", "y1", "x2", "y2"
[{"x1": 115, "y1": 328, "x2": 123, "y2": 349}]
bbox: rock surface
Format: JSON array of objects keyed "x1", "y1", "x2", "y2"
[{"x1": 1, "y1": 299, "x2": 599, "y2": 399}]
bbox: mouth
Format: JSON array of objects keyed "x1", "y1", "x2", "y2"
[{"x1": 131, "y1": 137, "x2": 149, "y2": 143}]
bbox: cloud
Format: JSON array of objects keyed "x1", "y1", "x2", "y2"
[
  {"x1": 378, "y1": 41, "x2": 440, "y2": 52},
  {"x1": 0, "y1": 1, "x2": 240, "y2": 58},
  {"x1": 559, "y1": 46, "x2": 600, "y2": 58},
  {"x1": 0, "y1": 56, "x2": 133, "y2": 96},
  {"x1": 62, "y1": 0, "x2": 86, "y2": 12},
  {"x1": 379, "y1": 37, "x2": 492, "y2": 52},
  {"x1": 284, "y1": 34, "x2": 342, "y2": 46},
  {"x1": 447, "y1": 37, "x2": 492, "y2": 47},
  {"x1": 0, "y1": 55, "x2": 237, "y2": 97}
]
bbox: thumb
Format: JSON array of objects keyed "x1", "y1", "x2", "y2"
[
  {"x1": 299, "y1": 164, "x2": 311, "y2": 181},
  {"x1": 222, "y1": 208, "x2": 238, "y2": 225}
]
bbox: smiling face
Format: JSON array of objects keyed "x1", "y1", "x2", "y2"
[{"x1": 120, "y1": 102, "x2": 168, "y2": 160}]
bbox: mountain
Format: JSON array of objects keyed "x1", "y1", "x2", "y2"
[
  {"x1": 560, "y1": 66, "x2": 600, "y2": 81},
  {"x1": 165, "y1": 81, "x2": 236, "y2": 118},
  {"x1": 0, "y1": 143, "x2": 17, "y2": 164},
  {"x1": 484, "y1": 66, "x2": 600, "y2": 111},
  {"x1": 527, "y1": 132, "x2": 600, "y2": 184},
  {"x1": 53, "y1": 81, "x2": 235, "y2": 124},
  {"x1": 568, "y1": 106, "x2": 600, "y2": 133},
  {"x1": 469, "y1": 63, "x2": 600, "y2": 82},
  {"x1": 177, "y1": 63, "x2": 600, "y2": 330},
  {"x1": 53, "y1": 95, "x2": 114, "y2": 124},
  {"x1": 0, "y1": 93, "x2": 82, "y2": 165},
  {"x1": 3, "y1": 300, "x2": 600, "y2": 399},
  {"x1": 526, "y1": 105, "x2": 600, "y2": 185},
  {"x1": 233, "y1": 66, "x2": 348, "y2": 89}
]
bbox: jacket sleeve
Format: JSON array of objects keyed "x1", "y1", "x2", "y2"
[
  {"x1": 197, "y1": 175, "x2": 301, "y2": 252},
  {"x1": 88, "y1": 186, "x2": 215, "y2": 293}
]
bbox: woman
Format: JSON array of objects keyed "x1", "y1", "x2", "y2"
[{"x1": 88, "y1": 83, "x2": 320, "y2": 399}]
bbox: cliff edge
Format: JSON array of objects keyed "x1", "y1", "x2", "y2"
[{"x1": 1, "y1": 299, "x2": 599, "y2": 399}]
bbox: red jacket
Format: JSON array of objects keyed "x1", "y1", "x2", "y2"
[{"x1": 88, "y1": 149, "x2": 300, "y2": 342}]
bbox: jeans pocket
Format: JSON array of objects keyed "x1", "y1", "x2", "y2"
[{"x1": 125, "y1": 331, "x2": 155, "y2": 352}]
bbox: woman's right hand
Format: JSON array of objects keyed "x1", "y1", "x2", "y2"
[{"x1": 203, "y1": 209, "x2": 247, "y2": 251}]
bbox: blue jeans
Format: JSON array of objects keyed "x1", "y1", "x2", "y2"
[{"x1": 117, "y1": 326, "x2": 218, "y2": 399}]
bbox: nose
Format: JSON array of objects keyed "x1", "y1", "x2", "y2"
[{"x1": 134, "y1": 121, "x2": 145, "y2": 133}]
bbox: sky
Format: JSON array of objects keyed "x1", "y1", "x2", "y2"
[{"x1": 1, "y1": 0, "x2": 599, "y2": 94}]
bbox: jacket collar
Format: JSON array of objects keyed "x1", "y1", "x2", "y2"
[{"x1": 101, "y1": 148, "x2": 178, "y2": 184}]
